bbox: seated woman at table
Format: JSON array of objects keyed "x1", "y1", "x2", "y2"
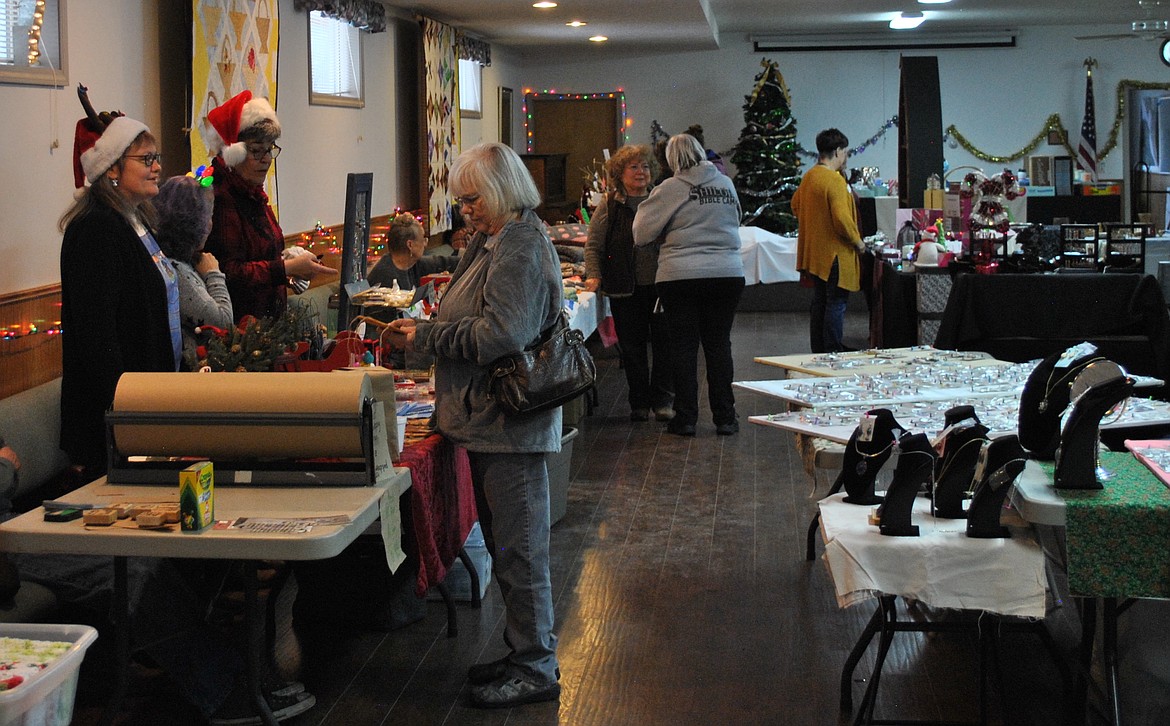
[
  {"x1": 154, "y1": 174, "x2": 234, "y2": 366},
  {"x1": 366, "y1": 212, "x2": 461, "y2": 292},
  {"x1": 584, "y1": 143, "x2": 674, "y2": 422},
  {"x1": 386, "y1": 142, "x2": 562, "y2": 709}
]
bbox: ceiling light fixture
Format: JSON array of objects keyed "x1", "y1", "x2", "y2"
[
  {"x1": 532, "y1": 1, "x2": 557, "y2": 8},
  {"x1": 890, "y1": 11, "x2": 925, "y2": 29},
  {"x1": 588, "y1": 35, "x2": 608, "y2": 42},
  {"x1": 566, "y1": 20, "x2": 587, "y2": 27},
  {"x1": 917, "y1": 0, "x2": 950, "y2": 4}
]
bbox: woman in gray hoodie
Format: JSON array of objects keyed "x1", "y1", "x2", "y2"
[
  {"x1": 633, "y1": 133, "x2": 745, "y2": 437},
  {"x1": 387, "y1": 142, "x2": 563, "y2": 709}
]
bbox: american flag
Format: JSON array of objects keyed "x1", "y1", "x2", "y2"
[{"x1": 1077, "y1": 63, "x2": 1098, "y2": 182}]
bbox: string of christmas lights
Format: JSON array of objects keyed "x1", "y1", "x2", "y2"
[
  {"x1": 0, "y1": 323, "x2": 62, "y2": 349},
  {"x1": 26, "y1": 0, "x2": 45, "y2": 66},
  {"x1": 523, "y1": 89, "x2": 629, "y2": 153}
]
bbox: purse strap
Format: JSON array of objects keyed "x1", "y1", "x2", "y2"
[{"x1": 526, "y1": 309, "x2": 571, "y2": 351}]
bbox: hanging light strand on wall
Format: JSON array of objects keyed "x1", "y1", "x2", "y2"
[
  {"x1": 522, "y1": 89, "x2": 629, "y2": 153},
  {"x1": 26, "y1": 0, "x2": 45, "y2": 66}
]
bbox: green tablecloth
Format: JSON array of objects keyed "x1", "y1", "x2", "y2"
[{"x1": 1043, "y1": 452, "x2": 1170, "y2": 598}]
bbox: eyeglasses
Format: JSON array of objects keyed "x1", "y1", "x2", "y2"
[
  {"x1": 454, "y1": 193, "x2": 481, "y2": 207},
  {"x1": 124, "y1": 152, "x2": 162, "y2": 167},
  {"x1": 247, "y1": 144, "x2": 281, "y2": 160}
]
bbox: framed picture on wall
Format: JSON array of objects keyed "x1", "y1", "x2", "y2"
[{"x1": 500, "y1": 87, "x2": 514, "y2": 147}]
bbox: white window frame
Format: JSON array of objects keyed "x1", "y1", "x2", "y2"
[
  {"x1": 459, "y1": 58, "x2": 482, "y2": 119},
  {"x1": 307, "y1": 10, "x2": 363, "y2": 108},
  {"x1": 0, "y1": 0, "x2": 67, "y2": 87}
]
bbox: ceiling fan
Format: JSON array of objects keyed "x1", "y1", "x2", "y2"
[{"x1": 1075, "y1": 0, "x2": 1169, "y2": 41}]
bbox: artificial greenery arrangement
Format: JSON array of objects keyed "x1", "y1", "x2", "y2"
[{"x1": 189, "y1": 305, "x2": 318, "y2": 372}]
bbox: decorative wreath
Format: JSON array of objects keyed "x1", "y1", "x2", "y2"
[{"x1": 957, "y1": 169, "x2": 1022, "y2": 233}]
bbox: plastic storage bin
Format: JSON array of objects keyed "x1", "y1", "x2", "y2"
[
  {"x1": 430, "y1": 522, "x2": 492, "y2": 602},
  {"x1": 0, "y1": 623, "x2": 98, "y2": 726}
]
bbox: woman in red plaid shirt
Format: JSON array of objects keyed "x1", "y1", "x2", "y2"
[{"x1": 201, "y1": 91, "x2": 332, "y2": 321}]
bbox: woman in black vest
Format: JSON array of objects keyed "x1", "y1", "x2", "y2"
[{"x1": 584, "y1": 145, "x2": 674, "y2": 421}]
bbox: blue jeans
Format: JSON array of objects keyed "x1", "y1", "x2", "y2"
[
  {"x1": 810, "y1": 259, "x2": 850, "y2": 353},
  {"x1": 467, "y1": 451, "x2": 559, "y2": 684}
]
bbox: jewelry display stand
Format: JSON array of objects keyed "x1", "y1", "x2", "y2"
[
  {"x1": 966, "y1": 435, "x2": 1028, "y2": 538},
  {"x1": 1054, "y1": 361, "x2": 1135, "y2": 490},
  {"x1": 1017, "y1": 349, "x2": 1104, "y2": 460},
  {"x1": 840, "y1": 409, "x2": 905, "y2": 505},
  {"x1": 931, "y1": 405, "x2": 990, "y2": 519},
  {"x1": 877, "y1": 433, "x2": 937, "y2": 537}
]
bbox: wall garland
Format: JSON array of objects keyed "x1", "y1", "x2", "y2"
[{"x1": 944, "y1": 79, "x2": 1170, "y2": 164}]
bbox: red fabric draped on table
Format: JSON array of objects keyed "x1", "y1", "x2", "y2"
[{"x1": 394, "y1": 433, "x2": 478, "y2": 596}]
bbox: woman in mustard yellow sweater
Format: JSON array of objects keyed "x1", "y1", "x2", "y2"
[{"x1": 791, "y1": 128, "x2": 865, "y2": 353}]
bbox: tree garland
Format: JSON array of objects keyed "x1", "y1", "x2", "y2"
[
  {"x1": 794, "y1": 116, "x2": 899, "y2": 159},
  {"x1": 944, "y1": 79, "x2": 1170, "y2": 164}
]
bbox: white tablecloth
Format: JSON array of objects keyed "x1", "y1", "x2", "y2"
[
  {"x1": 566, "y1": 290, "x2": 607, "y2": 339},
  {"x1": 819, "y1": 493, "x2": 1047, "y2": 617},
  {"x1": 739, "y1": 226, "x2": 799, "y2": 285}
]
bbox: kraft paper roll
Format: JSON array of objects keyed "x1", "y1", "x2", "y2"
[
  {"x1": 111, "y1": 372, "x2": 372, "y2": 459},
  {"x1": 331, "y1": 367, "x2": 399, "y2": 454}
]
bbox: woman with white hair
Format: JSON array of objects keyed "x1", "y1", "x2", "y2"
[
  {"x1": 633, "y1": 133, "x2": 745, "y2": 437},
  {"x1": 388, "y1": 142, "x2": 563, "y2": 708}
]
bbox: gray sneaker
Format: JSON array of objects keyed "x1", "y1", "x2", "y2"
[
  {"x1": 653, "y1": 406, "x2": 675, "y2": 421},
  {"x1": 211, "y1": 690, "x2": 316, "y2": 725},
  {"x1": 468, "y1": 657, "x2": 560, "y2": 685},
  {"x1": 469, "y1": 675, "x2": 561, "y2": 709}
]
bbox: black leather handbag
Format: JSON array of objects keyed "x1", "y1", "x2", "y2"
[{"x1": 487, "y1": 312, "x2": 596, "y2": 415}]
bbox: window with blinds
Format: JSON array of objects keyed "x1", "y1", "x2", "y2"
[
  {"x1": 0, "y1": 0, "x2": 66, "y2": 86},
  {"x1": 458, "y1": 58, "x2": 482, "y2": 119},
  {"x1": 308, "y1": 10, "x2": 363, "y2": 108},
  {"x1": 1, "y1": 0, "x2": 20, "y2": 65}
]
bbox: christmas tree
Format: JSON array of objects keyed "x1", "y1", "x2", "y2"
[{"x1": 730, "y1": 59, "x2": 802, "y2": 235}]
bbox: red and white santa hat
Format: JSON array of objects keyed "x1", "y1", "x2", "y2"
[
  {"x1": 73, "y1": 114, "x2": 150, "y2": 188},
  {"x1": 202, "y1": 90, "x2": 280, "y2": 169}
]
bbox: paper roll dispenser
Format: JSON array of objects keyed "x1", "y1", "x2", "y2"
[{"x1": 106, "y1": 372, "x2": 390, "y2": 486}]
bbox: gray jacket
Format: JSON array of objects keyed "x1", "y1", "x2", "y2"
[
  {"x1": 414, "y1": 210, "x2": 564, "y2": 453},
  {"x1": 632, "y1": 161, "x2": 743, "y2": 283}
]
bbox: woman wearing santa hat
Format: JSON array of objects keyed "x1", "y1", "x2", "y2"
[
  {"x1": 57, "y1": 87, "x2": 181, "y2": 474},
  {"x1": 202, "y1": 90, "x2": 332, "y2": 321}
]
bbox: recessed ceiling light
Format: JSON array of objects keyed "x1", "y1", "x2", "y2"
[
  {"x1": 889, "y1": 11, "x2": 925, "y2": 29},
  {"x1": 566, "y1": 20, "x2": 587, "y2": 27},
  {"x1": 533, "y1": 1, "x2": 557, "y2": 8},
  {"x1": 588, "y1": 35, "x2": 608, "y2": 42},
  {"x1": 917, "y1": 0, "x2": 950, "y2": 4}
]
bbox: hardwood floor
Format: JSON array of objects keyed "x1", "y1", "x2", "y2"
[{"x1": 75, "y1": 309, "x2": 1091, "y2": 726}]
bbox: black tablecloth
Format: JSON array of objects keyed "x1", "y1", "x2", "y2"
[
  {"x1": 934, "y1": 272, "x2": 1170, "y2": 383},
  {"x1": 869, "y1": 259, "x2": 918, "y2": 349}
]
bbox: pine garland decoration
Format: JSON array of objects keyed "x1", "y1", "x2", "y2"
[{"x1": 192, "y1": 305, "x2": 314, "y2": 372}]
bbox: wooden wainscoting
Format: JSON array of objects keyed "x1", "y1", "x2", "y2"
[{"x1": 0, "y1": 284, "x2": 63, "y2": 399}]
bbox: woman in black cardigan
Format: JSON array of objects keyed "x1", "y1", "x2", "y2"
[{"x1": 58, "y1": 110, "x2": 178, "y2": 474}]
